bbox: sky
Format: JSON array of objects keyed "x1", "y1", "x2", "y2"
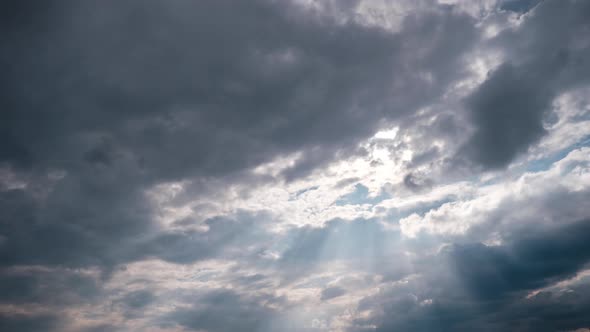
[{"x1": 1, "y1": 0, "x2": 590, "y2": 331}]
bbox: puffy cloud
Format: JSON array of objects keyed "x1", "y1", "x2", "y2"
[
  {"x1": 458, "y1": 0, "x2": 590, "y2": 169},
  {"x1": 353, "y1": 218, "x2": 590, "y2": 332}
]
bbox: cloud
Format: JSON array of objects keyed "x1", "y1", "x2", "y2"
[
  {"x1": 0, "y1": 0, "x2": 476, "y2": 271},
  {"x1": 400, "y1": 146, "x2": 590, "y2": 238},
  {"x1": 499, "y1": 0, "x2": 543, "y2": 13},
  {"x1": 321, "y1": 286, "x2": 347, "y2": 301},
  {"x1": 0, "y1": 0, "x2": 476, "y2": 181},
  {"x1": 458, "y1": 0, "x2": 590, "y2": 169},
  {"x1": 461, "y1": 62, "x2": 552, "y2": 168},
  {"x1": 0, "y1": 314, "x2": 59, "y2": 332},
  {"x1": 355, "y1": 218, "x2": 590, "y2": 332},
  {"x1": 164, "y1": 289, "x2": 282, "y2": 332},
  {"x1": 0, "y1": 1, "x2": 589, "y2": 331},
  {"x1": 0, "y1": 267, "x2": 101, "y2": 306},
  {"x1": 447, "y1": 219, "x2": 590, "y2": 299}
]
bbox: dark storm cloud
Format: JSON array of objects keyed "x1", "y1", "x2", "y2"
[
  {"x1": 499, "y1": 280, "x2": 590, "y2": 332},
  {"x1": 461, "y1": 63, "x2": 554, "y2": 168},
  {"x1": 0, "y1": 178, "x2": 154, "y2": 268},
  {"x1": 0, "y1": 0, "x2": 476, "y2": 180},
  {"x1": 0, "y1": 314, "x2": 59, "y2": 332},
  {"x1": 0, "y1": 185, "x2": 272, "y2": 268},
  {"x1": 448, "y1": 219, "x2": 590, "y2": 300},
  {"x1": 0, "y1": 0, "x2": 477, "y2": 272},
  {"x1": 355, "y1": 218, "x2": 590, "y2": 332},
  {"x1": 0, "y1": 267, "x2": 100, "y2": 306},
  {"x1": 358, "y1": 170, "x2": 590, "y2": 331},
  {"x1": 0, "y1": 266, "x2": 106, "y2": 331},
  {"x1": 459, "y1": 0, "x2": 590, "y2": 169},
  {"x1": 0, "y1": 3, "x2": 480, "y2": 325}
]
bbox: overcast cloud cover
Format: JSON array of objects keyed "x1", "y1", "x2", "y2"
[{"x1": 1, "y1": 0, "x2": 590, "y2": 331}]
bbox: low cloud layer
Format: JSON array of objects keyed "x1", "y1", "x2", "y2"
[{"x1": 1, "y1": 0, "x2": 589, "y2": 331}]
